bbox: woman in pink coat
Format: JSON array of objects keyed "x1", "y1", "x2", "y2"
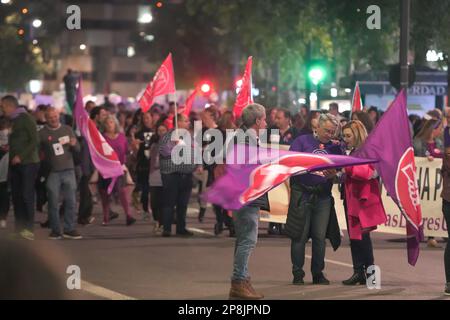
[{"x1": 341, "y1": 120, "x2": 387, "y2": 285}]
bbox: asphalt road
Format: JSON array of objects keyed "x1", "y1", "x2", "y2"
[{"x1": 1, "y1": 200, "x2": 449, "y2": 300}]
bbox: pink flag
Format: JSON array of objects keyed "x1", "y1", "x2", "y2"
[
  {"x1": 204, "y1": 145, "x2": 377, "y2": 210},
  {"x1": 354, "y1": 90, "x2": 423, "y2": 266},
  {"x1": 139, "y1": 53, "x2": 176, "y2": 112},
  {"x1": 233, "y1": 56, "x2": 253, "y2": 118},
  {"x1": 184, "y1": 89, "x2": 198, "y2": 116},
  {"x1": 352, "y1": 81, "x2": 363, "y2": 113},
  {"x1": 73, "y1": 79, "x2": 124, "y2": 194}
]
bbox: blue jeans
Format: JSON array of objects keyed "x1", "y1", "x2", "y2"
[
  {"x1": 291, "y1": 195, "x2": 331, "y2": 278},
  {"x1": 46, "y1": 170, "x2": 77, "y2": 234},
  {"x1": 161, "y1": 173, "x2": 193, "y2": 233},
  {"x1": 10, "y1": 163, "x2": 39, "y2": 232},
  {"x1": 232, "y1": 206, "x2": 259, "y2": 281}
]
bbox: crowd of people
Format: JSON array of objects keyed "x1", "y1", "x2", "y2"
[{"x1": 1, "y1": 93, "x2": 450, "y2": 299}]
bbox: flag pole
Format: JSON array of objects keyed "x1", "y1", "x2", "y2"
[{"x1": 174, "y1": 95, "x2": 179, "y2": 135}]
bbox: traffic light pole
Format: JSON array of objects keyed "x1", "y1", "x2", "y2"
[
  {"x1": 399, "y1": 0, "x2": 410, "y2": 92},
  {"x1": 317, "y1": 83, "x2": 321, "y2": 110},
  {"x1": 305, "y1": 42, "x2": 312, "y2": 108}
]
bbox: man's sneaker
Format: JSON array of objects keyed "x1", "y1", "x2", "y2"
[
  {"x1": 63, "y1": 230, "x2": 82, "y2": 240},
  {"x1": 49, "y1": 231, "x2": 62, "y2": 240},
  {"x1": 267, "y1": 223, "x2": 278, "y2": 235},
  {"x1": 229, "y1": 279, "x2": 264, "y2": 300},
  {"x1": 143, "y1": 211, "x2": 150, "y2": 221},
  {"x1": 313, "y1": 273, "x2": 330, "y2": 285},
  {"x1": 152, "y1": 222, "x2": 160, "y2": 234},
  {"x1": 78, "y1": 216, "x2": 95, "y2": 226},
  {"x1": 445, "y1": 283, "x2": 450, "y2": 296},
  {"x1": 19, "y1": 229, "x2": 35, "y2": 241},
  {"x1": 126, "y1": 217, "x2": 137, "y2": 226},
  {"x1": 109, "y1": 211, "x2": 119, "y2": 221},
  {"x1": 176, "y1": 229, "x2": 194, "y2": 237},
  {"x1": 292, "y1": 275, "x2": 305, "y2": 285},
  {"x1": 0, "y1": 220, "x2": 6, "y2": 229}
]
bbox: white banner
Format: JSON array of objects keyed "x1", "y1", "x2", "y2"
[{"x1": 261, "y1": 157, "x2": 448, "y2": 238}]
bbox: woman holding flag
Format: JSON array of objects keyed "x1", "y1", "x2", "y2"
[
  {"x1": 341, "y1": 120, "x2": 387, "y2": 285},
  {"x1": 98, "y1": 115, "x2": 136, "y2": 226}
]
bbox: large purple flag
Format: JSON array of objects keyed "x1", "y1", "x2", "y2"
[
  {"x1": 73, "y1": 79, "x2": 124, "y2": 194},
  {"x1": 354, "y1": 90, "x2": 423, "y2": 266},
  {"x1": 205, "y1": 145, "x2": 378, "y2": 211}
]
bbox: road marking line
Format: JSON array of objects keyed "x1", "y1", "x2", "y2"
[
  {"x1": 188, "y1": 227, "x2": 215, "y2": 236},
  {"x1": 81, "y1": 280, "x2": 137, "y2": 300}
]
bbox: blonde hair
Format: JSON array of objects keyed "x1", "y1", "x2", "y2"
[
  {"x1": 103, "y1": 114, "x2": 120, "y2": 134},
  {"x1": 342, "y1": 120, "x2": 368, "y2": 149}
]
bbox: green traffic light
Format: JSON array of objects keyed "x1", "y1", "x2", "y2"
[{"x1": 308, "y1": 66, "x2": 326, "y2": 85}]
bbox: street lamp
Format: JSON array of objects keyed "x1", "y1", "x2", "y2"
[
  {"x1": 29, "y1": 80, "x2": 42, "y2": 94},
  {"x1": 138, "y1": 13, "x2": 152, "y2": 23},
  {"x1": 1, "y1": 0, "x2": 11, "y2": 4},
  {"x1": 32, "y1": 19, "x2": 42, "y2": 28},
  {"x1": 127, "y1": 46, "x2": 136, "y2": 58}
]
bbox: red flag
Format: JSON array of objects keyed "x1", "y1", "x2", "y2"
[
  {"x1": 233, "y1": 56, "x2": 253, "y2": 118},
  {"x1": 184, "y1": 89, "x2": 198, "y2": 116},
  {"x1": 351, "y1": 81, "x2": 363, "y2": 113},
  {"x1": 73, "y1": 79, "x2": 124, "y2": 194},
  {"x1": 139, "y1": 53, "x2": 176, "y2": 112}
]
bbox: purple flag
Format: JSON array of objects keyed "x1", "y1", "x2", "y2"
[
  {"x1": 205, "y1": 145, "x2": 378, "y2": 211},
  {"x1": 73, "y1": 79, "x2": 124, "y2": 194},
  {"x1": 354, "y1": 90, "x2": 423, "y2": 266}
]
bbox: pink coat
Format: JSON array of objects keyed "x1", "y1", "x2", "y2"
[{"x1": 344, "y1": 164, "x2": 387, "y2": 240}]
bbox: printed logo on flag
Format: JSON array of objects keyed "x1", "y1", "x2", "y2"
[
  {"x1": 240, "y1": 154, "x2": 331, "y2": 204},
  {"x1": 86, "y1": 119, "x2": 119, "y2": 162},
  {"x1": 395, "y1": 147, "x2": 422, "y2": 228},
  {"x1": 152, "y1": 65, "x2": 171, "y2": 96}
]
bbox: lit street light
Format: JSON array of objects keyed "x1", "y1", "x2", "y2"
[
  {"x1": 32, "y1": 19, "x2": 42, "y2": 28},
  {"x1": 138, "y1": 13, "x2": 153, "y2": 24}
]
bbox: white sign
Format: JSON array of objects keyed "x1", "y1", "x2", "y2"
[{"x1": 261, "y1": 157, "x2": 448, "y2": 238}]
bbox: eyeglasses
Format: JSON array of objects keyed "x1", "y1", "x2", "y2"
[{"x1": 322, "y1": 127, "x2": 336, "y2": 135}]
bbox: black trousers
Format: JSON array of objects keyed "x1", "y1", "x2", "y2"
[
  {"x1": 138, "y1": 170, "x2": 150, "y2": 213},
  {"x1": 10, "y1": 163, "x2": 39, "y2": 232},
  {"x1": 35, "y1": 161, "x2": 50, "y2": 212},
  {"x1": 213, "y1": 204, "x2": 233, "y2": 228},
  {"x1": 78, "y1": 175, "x2": 93, "y2": 222},
  {"x1": 349, "y1": 233, "x2": 374, "y2": 273},
  {"x1": 443, "y1": 199, "x2": 450, "y2": 283},
  {"x1": 161, "y1": 173, "x2": 193, "y2": 233},
  {"x1": 0, "y1": 181, "x2": 9, "y2": 220},
  {"x1": 344, "y1": 201, "x2": 374, "y2": 273},
  {"x1": 149, "y1": 186, "x2": 163, "y2": 225}
]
